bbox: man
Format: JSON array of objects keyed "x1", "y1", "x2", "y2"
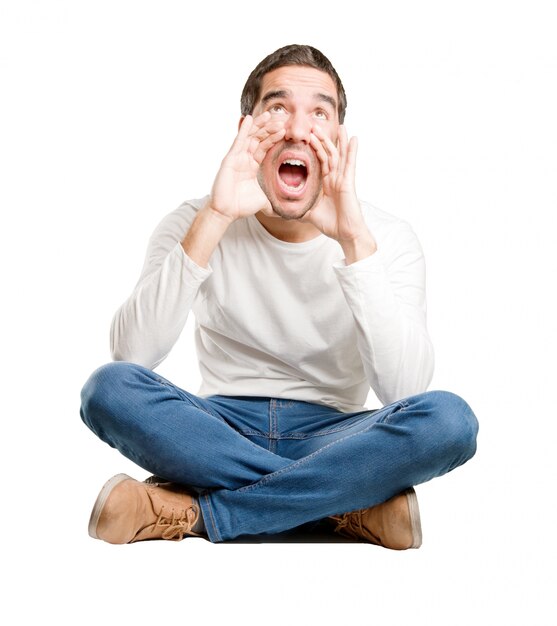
[{"x1": 81, "y1": 44, "x2": 478, "y2": 549}]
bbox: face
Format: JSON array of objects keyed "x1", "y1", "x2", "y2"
[{"x1": 250, "y1": 65, "x2": 340, "y2": 220}]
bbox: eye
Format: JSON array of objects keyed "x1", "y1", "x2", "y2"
[
  {"x1": 314, "y1": 109, "x2": 328, "y2": 120},
  {"x1": 269, "y1": 104, "x2": 286, "y2": 114}
]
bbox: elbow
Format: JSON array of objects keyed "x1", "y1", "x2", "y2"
[
  {"x1": 409, "y1": 334, "x2": 435, "y2": 396},
  {"x1": 109, "y1": 315, "x2": 139, "y2": 364},
  {"x1": 110, "y1": 328, "x2": 166, "y2": 369},
  {"x1": 110, "y1": 343, "x2": 128, "y2": 363},
  {"x1": 110, "y1": 342, "x2": 159, "y2": 369},
  {"x1": 421, "y1": 337, "x2": 435, "y2": 390},
  {"x1": 110, "y1": 334, "x2": 133, "y2": 363},
  {"x1": 109, "y1": 315, "x2": 124, "y2": 361},
  {"x1": 381, "y1": 333, "x2": 435, "y2": 404}
]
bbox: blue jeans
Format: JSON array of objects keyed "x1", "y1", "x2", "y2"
[{"x1": 80, "y1": 362, "x2": 478, "y2": 543}]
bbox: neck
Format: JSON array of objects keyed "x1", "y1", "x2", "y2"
[{"x1": 255, "y1": 212, "x2": 322, "y2": 243}]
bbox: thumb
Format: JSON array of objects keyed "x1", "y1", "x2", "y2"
[{"x1": 259, "y1": 199, "x2": 276, "y2": 218}]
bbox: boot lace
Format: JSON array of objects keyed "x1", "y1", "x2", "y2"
[
  {"x1": 330, "y1": 510, "x2": 381, "y2": 544},
  {"x1": 155, "y1": 504, "x2": 201, "y2": 541}
]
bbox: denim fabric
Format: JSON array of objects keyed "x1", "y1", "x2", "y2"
[{"x1": 80, "y1": 362, "x2": 478, "y2": 543}]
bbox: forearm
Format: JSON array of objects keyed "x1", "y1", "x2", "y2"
[
  {"x1": 334, "y1": 227, "x2": 434, "y2": 405},
  {"x1": 181, "y1": 201, "x2": 233, "y2": 268},
  {"x1": 350, "y1": 279, "x2": 434, "y2": 404},
  {"x1": 110, "y1": 242, "x2": 210, "y2": 367}
]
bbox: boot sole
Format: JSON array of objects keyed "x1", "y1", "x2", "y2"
[
  {"x1": 405, "y1": 487, "x2": 423, "y2": 549},
  {"x1": 88, "y1": 473, "x2": 132, "y2": 539}
]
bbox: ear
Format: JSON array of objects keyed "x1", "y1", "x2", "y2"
[{"x1": 238, "y1": 116, "x2": 245, "y2": 132}]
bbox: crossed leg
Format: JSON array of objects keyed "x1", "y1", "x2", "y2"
[{"x1": 81, "y1": 362, "x2": 478, "y2": 543}]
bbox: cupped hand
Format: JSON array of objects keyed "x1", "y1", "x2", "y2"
[
  {"x1": 301, "y1": 124, "x2": 366, "y2": 244},
  {"x1": 209, "y1": 112, "x2": 285, "y2": 222}
]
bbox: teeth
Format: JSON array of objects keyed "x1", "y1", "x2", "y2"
[{"x1": 282, "y1": 159, "x2": 306, "y2": 167}]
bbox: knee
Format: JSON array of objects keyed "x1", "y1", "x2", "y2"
[
  {"x1": 80, "y1": 361, "x2": 144, "y2": 431},
  {"x1": 422, "y1": 390, "x2": 479, "y2": 465}
]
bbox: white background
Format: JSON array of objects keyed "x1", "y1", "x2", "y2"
[{"x1": 1, "y1": 0, "x2": 556, "y2": 624}]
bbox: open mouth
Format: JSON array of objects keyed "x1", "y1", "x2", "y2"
[{"x1": 277, "y1": 158, "x2": 308, "y2": 193}]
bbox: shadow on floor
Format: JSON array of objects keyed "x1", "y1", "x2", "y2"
[{"x1": 223, "y1": 519, "x2": 357, "y2": 544}]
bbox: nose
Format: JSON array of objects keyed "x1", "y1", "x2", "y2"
[{"x1": 284, "y1": 111, "x2": 311, "y2": 144}]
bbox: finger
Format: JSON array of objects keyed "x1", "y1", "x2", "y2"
[
  {"x1": 248, "y1": 111, "x2": 274, "y2": 137},
  {"x1": 235, "y1": 112, "x2": 272, "y2": 146},
  {"x1": 346, "y1": 136, "x2": 358, "y2": 184},
  {"x1": 229, "y1": 112, "x2": 276, "y2": 159},
  {"x1": 227, "y1": 114, "x2": 266, "y2": 160},
  {"x1": 253, "y1": 119, "x2": 286, "y2": 142},
  {"x1": 338, "y1": 125, "x2": 348, "y2": 175},
  {"x1": 231, "y1": 115, "x2": 254, "y2": 149},
  {"x1": 251, "y1": 110, "x2": 272, "y2": 127},
  {"x1": 312, "y1": 124, "x2": 338, "y2": 161},
  {"x1": 311, "y1": 125, "x2": 339, "y2": 174},
  {"x1": 253, "y1": 127, "x2": 286, "y2": 163},
  {"x1": 309, "y1": 132, "x2": 330, "y2": 175}
]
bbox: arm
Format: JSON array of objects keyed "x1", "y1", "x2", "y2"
[
  {"x1": 303, "y1": 124, "x2": 434, "y2": 404},
  {"x1": 333, "y1": 219, "x2": 434, "y2": 405},
  {"x1": 182, "y1": 112, "x2": 285, "y2": 267},
  {"x1": 110, "y1": 204, "x2": 212, "y2": 367},
  {"x1": 111, "y1": 113, "x2": 286, "y2": 366}
]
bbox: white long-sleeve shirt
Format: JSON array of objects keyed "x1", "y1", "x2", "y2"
[{"x1": 111, "y1": 196, "x2": 434, "y2": 411}]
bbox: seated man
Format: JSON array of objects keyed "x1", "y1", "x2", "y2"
[{"x1": 80, "y1": 44, "x2": 478, "y2": 549}]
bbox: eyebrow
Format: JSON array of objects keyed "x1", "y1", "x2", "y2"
[{"x1": 261, "y1": 89, "x2": 337, "y2": 112}]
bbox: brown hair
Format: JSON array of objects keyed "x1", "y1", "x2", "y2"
[{"x1": 240, "y1": 44, "x2": 347, "y2": 124}]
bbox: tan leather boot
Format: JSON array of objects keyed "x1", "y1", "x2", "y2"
[
  {"x1": 329, "y1": 488, "x2": 422, "y2": 550},
  {"x1": 88, "y1": 474, "x2": 203, "y2": 544}
]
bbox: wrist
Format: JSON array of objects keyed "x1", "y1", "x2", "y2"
[
  {"x1": 181, "y1": 201, "x2": 233, "y2": 268},
  {"x1": 201, "y1": 201, "x2": 236, "y2": 228},
  {"x1": 340, "y1": 231, "x2": 377, "y2": 265}
]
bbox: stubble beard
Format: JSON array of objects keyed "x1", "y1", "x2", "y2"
[{"x1": 257, "y1": 170, "x2": 322, "y2": 221}]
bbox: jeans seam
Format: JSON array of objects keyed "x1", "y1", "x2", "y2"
[
  {"x1": 238, "y1": 428, "x2": 268, "y2": 436},
  {"x1": 381, "y1": 400, "x2": 408, "y2": 424},
  {"x1": 269, "y1": 399, "x2": 278, "y2": 453},
  {"x1": 281, "y1": 411, "x2": 376, "y2": 438},
  {"x1": 155, "y1": 377, "x2": 222, "y2": 419},
  {"x1": 201, "y1": 493, "x2": 222, "y2": 542},
  {"x1": 233, "y1": 416, "x2": 391, "y2": 494}
]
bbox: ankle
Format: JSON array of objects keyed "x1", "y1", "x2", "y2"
[{"x1": 192, "y1": 501, "x2": 206, "y2": 534}]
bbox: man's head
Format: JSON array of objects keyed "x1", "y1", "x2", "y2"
[
  {"x1": 241, "y1": 44, "x2": 347, "y2": 125},
  {"x1": 241, "y1": 45, "x2": 347, "y2": 221}
]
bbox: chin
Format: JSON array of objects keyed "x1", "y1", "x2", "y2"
[
  {"x1": 271, "y1": 202, "x2": 310, "y2": 221},
  {"x1": 268, "y1": 185, "x2": 322, "y2": 221}
]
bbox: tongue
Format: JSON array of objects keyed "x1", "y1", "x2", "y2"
[{"x1": 279, "y1": 164, "x2": 306, "y2": 187}]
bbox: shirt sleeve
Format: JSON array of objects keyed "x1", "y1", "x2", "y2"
[
  {"x1": 110, "y1": 200, "x2": 212, "y2": 369},
  {"x1": 333, "y1": 220, "x2": 434, "y2": 405}
]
